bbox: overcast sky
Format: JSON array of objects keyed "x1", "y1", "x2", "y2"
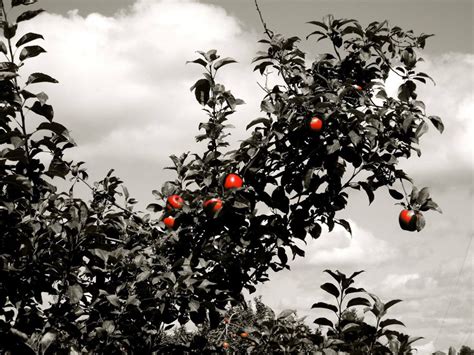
[{"x1": 12, "y1": 0, "x2": 473, "y2": 352}]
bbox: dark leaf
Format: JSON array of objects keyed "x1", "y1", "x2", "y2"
[
  {"x1": 277, "y1": 247, "x2": 288, "y2": 265},
  {"x1": 309, "y1": 223, "x2": 322, "y2": 239},
  {"x1": 36, "y1": 122, "x2": 68, "y2": 137},
  {"x1": 313, "y1": 317, "x2": 334, "y2": 327},
  {"x1": 190, "y1": 78, "x2": 210, "y2": 105},
  {"x1": 321, "y1": 282, "x2": 340, "y2": 298},
  {"x1": 29, "y1": 101, "x2": 54, "y2": 121},
  {"x1": 246, "y1": 117, "x2": 271, "y2": 130},
  {"x1": 346, "y1": 297, "x2": 371, "y2": 308},
  {"x1": 186, "y1": 58, "x2": 207, "y2": 67},
  {"x1": 213, "y1": 57, "x2": 237, "y2": 70},
  {"x1": 428, "y1": 115, "x2": 444, "y2": 133},
  {"x1": 0, "y1": 41, "x2": 7, "y2": 55},
  {"x1": 146, "y1": 203, "x2": 163, "y2": 212},
  {"x1": 380, "y1": 318, "x2": 405, "y2": 328},
  {"x1": 12, "y1": 0, "x2": 38, "y2": 7},
  {"x1": 311, "y1": 302, "x2": 338, "y2": 313},
  {"x1": 388, "y1": 189, "x2": 404, "y2": 200},
  {"x1": 384, "y1": 299, "x2": 402, "y2": 311},
  {"x1": 26, "y1": 72, "x2": 59, "y2": 85},
  {"x1": 15, "y1": 32, "x2": 44, "y2": 47},
  {"x1": 360, "y1": 182, "x2": 375, "y2": 204},
  {"x1": 19, "y1": 45, "x2": 46, "y2": 61},
  {"x1": 17, "y1": 9, "x2": 44, "y2": 23},
  {"x1": 345, "y1": 287, "x2": 365, "y2": 295}
]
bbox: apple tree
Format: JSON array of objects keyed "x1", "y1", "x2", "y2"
[{"x1": 0, "y1": 0, "x2": 443, "y2": 352}]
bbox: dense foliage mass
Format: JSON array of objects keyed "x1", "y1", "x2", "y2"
[{"x1": 0, "y1": 0, "x2": 443, "y2": 353}]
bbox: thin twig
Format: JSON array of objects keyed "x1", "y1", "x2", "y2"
[{"x1": 254, "y1": 0, "x2": 273, "y2": 38}]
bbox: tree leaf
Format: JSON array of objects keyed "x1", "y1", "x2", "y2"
[
  {"x1": 380, "y1": 318, "x2": 405, "y2": 328},
  {"x1": 277, "y1": 309, "x2": 295, "y2": 319},
  {"x1": 29, "y1": 101, "x2": 53, "y2": 121},
  {"x1": 320, "y1": 282, "x2": 340, "y2": 298},
  {"x1": 311, "y1": 302, "x2": 338, "y2": 314},
  {"x1": 384, "y1": 299, "x2": 402, "y2": 311},
  {"x1": 15, "y1": 32, "x2": 44, "y2": 48},
  {"x1": 388, "y1": 189, "x2": 404, "y2": 200},
  {"x1": 36, "y1": 122, "x2": 68, "y2": 136},
  {"x1": 26, "y1": 72, "x2": 59, "y2": 85},
  {"x1": 213, "y1": 57, "x2": 237, "y2": 70},
  {"x1": 106, "y1": 294, "x2": 121, "y2": 307},
  {"x1": 17, "y1": 9, "x2": 44, "y2": 23},
  {"x1": 428, "y1": 115, "x2": 444, "y2": 133},
  {"x1": 313, "y1": 317, "x2": 334, "y2": 327},
  {"x1": 346, "y1": 297, "x2": 371, "y2": 308},
  {"x1": 190, "y1": 78, "x2": 210, "y2": 105},
  {"x1": 19, "y1": 45, "x2": 46, "y2": 61},
  {"x1": 12, "y1": 0, "x2": 38, "y2": 7},
  {"x1": 67, "y1": 284, "x2": 83, "y2": 304}
]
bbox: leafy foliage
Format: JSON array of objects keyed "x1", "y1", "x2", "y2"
[{"x1": 0, "y1": 0, "x2": 443, "y2": 352}]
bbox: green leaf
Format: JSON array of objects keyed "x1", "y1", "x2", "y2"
[
  {"x1": 26, "y1": 72, "x2": 59, "y2": 85},
  {"x1": 321, "y1": 282, "x2": 340, "y2": 298},
  {"x1": 17, "y1": 9, "x2": 44, "y2": 23},
  {"x1": 359, "y1": 182, "x2": 374, "y2": 204},
  {"x1": 380, "y1": 318, "x2": 405, "y2": 328},
  {"x1": 213, "y1": 57, "x2": 237, "y2": 70},
  {"x1": 19, "y1": 45, "x2": 46, "y2": 61},
  {"x1": 16, "y1": 32, "x2": 44, "y2": 47},
  {"x1": 346, "y1": 297, "x2": 371, "y2": 308},
  {"x1": 311, "y1": 302, "x2": 338, "y2": 313},
  {"x1": 277, "y1": 247, "x2": 288, "y2": 265},
  {"x1": 313, "y1": 317, "x2": 333, "y2": 327}
]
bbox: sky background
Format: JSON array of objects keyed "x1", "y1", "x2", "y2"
[{"x1": 10, "y1": 0, "x2": 473, "y2": 352}]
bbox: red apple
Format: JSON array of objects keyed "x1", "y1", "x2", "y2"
[
  {"x1": 163, "y1": 216, "x2": 176, "y2": 229},
  {"x1": 353, "y1": 84, "x2": 363, "y2": 91},
  {"x1": 224, "y1": 173, "x2": 243, "y2": 189},
  {"x1": 203, "y1": 198, "x2": 223, "y2": 215},
  {"x1": 399, "y1": 209, "x2": 418, "y2": 231},
  {"x1": 223, "y1": 342, "x2": 230, "y2": 349},
  {"x1": 240, "y1": 332, "x2": 249, "y2": 338},
  {"x1": 309, "y1": 117, "x2": 323, "y2": 132},
  {"x1": 166, "y1": 194, "x2": 184, "y2": 210}
]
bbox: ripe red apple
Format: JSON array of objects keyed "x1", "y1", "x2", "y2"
[
  {"x1": 309, "y1": 117, "x2": 323, "y2": 132},
  {"x1": 203, "y1": 198, "x2": 223, "y2": 215},
  {"x1": 224, "y1": 173, "x2": 243, "y2": 189},
  {"x1": 353, "y1": 84, "x2": 363, "y2": 91},
  {"x1": 399, "y1": 209, "x2": 418, "y2": 231},
  {"x1": 223, "y1": 341, "x2": 230, "y2": 349},
  {"x1": 163, "y1": 216, "x2": 176, "y2": 229},
  {"x1": 240, "y1": 332, "x2": 249, "y2": 338},
  {"x1": 166, "y1": 194, "x2": 184, "y2": 210}
]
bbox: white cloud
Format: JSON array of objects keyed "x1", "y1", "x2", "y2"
[{"x1": 301, "y1": 220, "x2": 398, "y2": 266}]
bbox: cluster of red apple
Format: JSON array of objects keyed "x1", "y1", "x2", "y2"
[
  {"x1": 162, "y1": 173, "x2": 244, "y2": 229},
  {"x1": 221, "y1": 317, "x2": 249, "y2": 351}
]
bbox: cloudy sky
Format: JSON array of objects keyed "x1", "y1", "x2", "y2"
[{"x1": 12, "y1": 0, "x2": 473, "y2": 352}]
